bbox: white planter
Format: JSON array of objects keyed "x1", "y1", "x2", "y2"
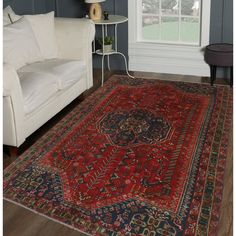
[{"x1": 102, "y1": 44, "x2": 112, "y2": 53}]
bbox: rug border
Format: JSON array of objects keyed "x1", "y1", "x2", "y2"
[{"x1": 213, "y1": 122, "x2": 233, "y2": 235}]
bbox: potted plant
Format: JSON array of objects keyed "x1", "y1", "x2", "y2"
[{"x1": 98, "y1": 36, "x2": 113, "y2": 53}]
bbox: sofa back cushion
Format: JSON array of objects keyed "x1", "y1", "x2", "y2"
[
  {"x1": 9, "y1": 11, "x2": 58, "y2": 60},
  {"x1": 3, "y1": 17, "x2": 43, "y2": 70}
]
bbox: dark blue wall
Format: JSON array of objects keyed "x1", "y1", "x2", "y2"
[
  {"x1": 3, "y1": 0, "x2": 49, "y2": 14},
  {"x1": 210, "y1": 0, "x2": 233, "y2": 43},
  {"x1": 4, "y1": 0, "x2": 233, "y2": 71},
  {"x1": 3, "y1": 0, "x2": 84, "y2": 16}
]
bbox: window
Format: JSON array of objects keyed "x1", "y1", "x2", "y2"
[
  {"x1": 139, "y1": 0, "x2": 201, "y2": 45},
  {"x1": 128, "y1": 0, "x2": 211, "y2": 76}
]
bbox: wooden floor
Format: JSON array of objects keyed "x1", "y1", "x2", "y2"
[{"x1": 3, "y1": 70, "x2": 233, "y2": 236}]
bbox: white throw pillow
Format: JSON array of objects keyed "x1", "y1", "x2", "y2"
[
  {"x1": 3, "y1": 17, "x2": 43, "y2": 70},
  {"x1": 10, "y1": 11, "x2": 58, "y2": 60},
  {"x1": 3, "y1": 6, "x2": 21, "y2": 25},
  {"x1": 3, "y1": 6, "x2": 14, "y2": 25}
]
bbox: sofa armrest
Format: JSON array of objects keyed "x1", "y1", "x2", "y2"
[
  {"x1": 54, "y1": 18, "x2": 95, "y2": 89},
  {"x1": 54, "y1": 18, "x2": 95, "y2": 55},
  {"x1": 3, "y1": 63, "x2": 25, "y2": 147}
]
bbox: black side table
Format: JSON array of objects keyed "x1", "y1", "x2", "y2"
[{"x1": 204, "y1": 43, "x2": 233, "y2": 87}]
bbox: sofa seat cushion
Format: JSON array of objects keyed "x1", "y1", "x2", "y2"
[
  {"x1": 18, "y1": 72, "x2": 59, "y2": 114},
  {"x1": 18, "y1": 59, "x2": 86, "y2": 90}
]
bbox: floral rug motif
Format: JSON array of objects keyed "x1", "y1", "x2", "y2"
[{"x1": 3, "y1": 76, "x2": 232, "y2": 235}]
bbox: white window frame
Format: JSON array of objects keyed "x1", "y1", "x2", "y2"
[
  {"x1": 128, "y1": 0, "x2": 211, "y2": 77},
  {"x1": 138, "y1": 0, "x2": 202, "y2": 46}
]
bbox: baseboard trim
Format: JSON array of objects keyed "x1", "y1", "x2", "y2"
[
  {"x1": 128, "y1": 42, "x2": 211, "y2": 77},
  {"x1": 129, "y1": 56, "x2": 210, "y2": 77}
]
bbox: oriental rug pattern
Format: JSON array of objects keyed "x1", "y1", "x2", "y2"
[{"x1": 4, "y1": 76, "x2": 232, "y2": 236}]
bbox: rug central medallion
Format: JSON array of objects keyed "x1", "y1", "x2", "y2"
[{"x1": 99, "y1": 109, "x2": 171, "y2": 146}]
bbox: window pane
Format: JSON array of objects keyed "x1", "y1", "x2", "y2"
[
  {"x1": 142, "y1": 0, "x2": 159, "y2": 14},
  {"x1": 180, "y1": 17, "x2": 200, "y2": 43},
  {"x1": 161, "y1": 0, "x2": 179, "y2": 15},
  {"x1": 161, "y1": 17, "x2": 179, "y2": 41},
  {"x1": 182, "y1": 0, "x2": 200, "y2": 16},
  {"x1": 142, "y1": 16, "x2": 160, "y2": 40},
  {"x1": 140, "y1": 0, "x2": 202, "y2": 44}
]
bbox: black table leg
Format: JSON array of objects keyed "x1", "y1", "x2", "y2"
[
  {"x1": 210, "y1": 65, "x2": 216, "y2": 86},
  {"x1": 230, "y1": 66, "x2": 233, "y2": 87}
]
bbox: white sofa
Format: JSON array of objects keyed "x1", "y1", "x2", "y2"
[{"x1": 3, "y1": 17, "x2": 95, "y2": 147}]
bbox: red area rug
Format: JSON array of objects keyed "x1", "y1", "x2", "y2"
[{"x1": 4, "y1": 76, "x2": 232, "y2": 235}]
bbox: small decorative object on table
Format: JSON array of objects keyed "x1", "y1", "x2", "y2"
[
  {"x1": 103, "y1": 11, "x2": 109, "y2": 20},
  {"x1": 85, "y1": 0, "x2": 105, "y2": 21},
  {"x1": 98, "y1": 36, "x2": 113, "y2": 53}
]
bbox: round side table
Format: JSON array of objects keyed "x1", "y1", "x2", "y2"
[
  {"x1": 204, "y1": 43, "x2": 233, "y2": 87},
  {"x1": 93, "y1": 15, "x2": 134, "y2": 86}
]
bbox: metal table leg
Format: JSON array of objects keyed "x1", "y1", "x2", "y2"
[
  {"x1": 101, "y1": 24, "x2": 105, "y2": 86},
  {"x1": 115, "y1": 24, "x2": 134, "y2": 79},
  {"x1": 116, "y1": 52, "x2": 135, "y2": 78},
  {"x1": 102, "y1": 55, "x2": 105, "y2": 86}
]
